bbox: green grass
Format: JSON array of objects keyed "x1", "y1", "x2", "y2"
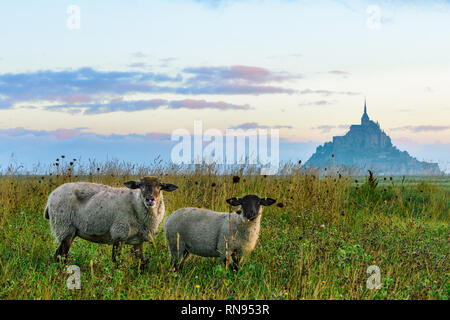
[{"x1": 0, "y1": 161, "x2": 448, "y2": 300}]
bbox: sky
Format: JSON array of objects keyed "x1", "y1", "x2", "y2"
[{"x1": 0, "y1": 0, "x2": 449, "y2": 173}]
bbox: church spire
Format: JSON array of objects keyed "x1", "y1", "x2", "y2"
[{"x1": 361, "y1": 98, "x2": 369, "y2": 125}]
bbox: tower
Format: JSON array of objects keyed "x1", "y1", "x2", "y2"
[{"x1": 361, "y1": 98, "x2": 369, "y2": 125}]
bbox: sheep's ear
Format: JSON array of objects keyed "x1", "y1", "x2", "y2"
[
  {"x1": 124, "y1": 180, "x2": 140, "y2": 189},
  {"x1": 260, "y1": 197, "x2": 276, "y2": 206},
  {"x1": 160, "y1": 183, "x2": 178, "y2": 192},
  {"x1": 226, "y1": 197, "x2": 241, "y2": 206}
]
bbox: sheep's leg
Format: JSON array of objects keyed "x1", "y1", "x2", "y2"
[
  {"x1": 54, "y1": 233, "x2": 75, "y2": 263},
  {"x1": 169, "y1": 240, "x2": 188, "y2": 272},
  {"x1": 111, "y1": 240, "x2": 123, "y2": 263},
  {"x1": 230, "y1": 250, "x2": 242, "y2": 272},
  {"x1": 110, "y1": 222, "x2": 129, "y2": 263},
  {"x1": 176, "y1": 250, "x2": 190, "y2": 272},
  {"x1": 133, "y1": 243, "x2": 147, "y2": 271}
]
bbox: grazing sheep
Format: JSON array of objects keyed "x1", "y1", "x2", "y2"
[
  {"x1": 164, "y1": 195, "x2": 276, "y2": 271},
  {"x1": 44, "y1": 176, "x2": 178, "y2": 267}
]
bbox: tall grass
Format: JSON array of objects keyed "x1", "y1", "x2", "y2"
[{"x1": 0, "y1": 159, "x2": 448, "y2": 300}]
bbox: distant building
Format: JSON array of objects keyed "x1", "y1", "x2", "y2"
[{"x1": 305, "y1": 100, "x2": 442, "y2": 175}]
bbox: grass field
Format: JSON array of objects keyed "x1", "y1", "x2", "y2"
[{"x1": 0, "y1": 160, "x2": 448, "y2": 300}]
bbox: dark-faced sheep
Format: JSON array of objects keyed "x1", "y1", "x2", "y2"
[
  {"x1": 164, "y1": 195, "x2": 276, "y2": 271},
  {"x1": 44, "y1": 176, "x2": 178, "y2": 268}
]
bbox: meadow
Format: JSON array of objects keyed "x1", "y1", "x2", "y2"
[{"x1": 0, "y1": 158, "x2": 448, "y2": 300}]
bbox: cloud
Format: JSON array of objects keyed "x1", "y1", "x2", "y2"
[
  {"x1": 1, "y1": 65, "x2": 361, "y2": 117},
  {"x1": 229, "y1": 122, "x2": 292, "y2": 130},
  {"x1": 299, "y1": 100, "x2": 338, "y2": 106},
  {"x1": 127, "y1": 62, "x2": 149, "y2": 68},
  {"x1": 0, "y1": 127, "x2": 171, "y2": 142},
  {"x1": 180, "y1": 65, "x2": 301, "y2": 95},
  {"x1": 329, "y1": 70, "x2": 349, "y2": 75},
  {"x1": 312, "y1": 124, "x2": 350, "y2": 133},
  {"x1": 328, "y1": 70, "x2": 350, "y2": 78},
  {"x1": 168, "y1": 99, "x2": 251, "y2": 111},
  {"x1": 0, "y1": 65, "x2": 300, "y2": 111},
  {"x1": 0, "y1": 127, "x2": 175, "y2": 169},
  {"x1": 131, "y1": 51, "x2": 149, "y2": 58},
  {"x1": 44, "y1": 98, "x2": 251, "y2": 115},
  {"x1": 175, "y1": 84, "x2": 295, "y2": 95},
  {"x1": 389, "y1": 125, "x2": 450, "y2": 133},
  {"x1": 0, "y1": 67, "x2": 182, "y2": 108},
  {"x1": 159, "y1": 57, "x2": 178, "y2": 63},
  {"x1": 184, "y1": 65, "x2": 303, "y2": 84},
  {"x1": 299, "y1": 89, "x2": 360, "y2": 96},
  {"x1": 0, "y1": 127, "x2": 87, "y2": 141}
]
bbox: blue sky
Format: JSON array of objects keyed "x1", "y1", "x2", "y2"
[{"x1": 0, "y1": 0, "x2": 449, "y2": 172}]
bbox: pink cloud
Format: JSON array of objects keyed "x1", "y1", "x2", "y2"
[
  {"x1": 63, "y1": 94, "x2": 92, "y2": 104},
  {"x1": 52, "y1": 128, "x2": 83, "y2": 140},
  {"x1": 184, "y1": 65, "x2": 302, "y2": 85}
]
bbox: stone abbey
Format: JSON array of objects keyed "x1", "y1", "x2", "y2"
[{"x1": 305, "y1": 101, "x2": 442, "y2": 175}]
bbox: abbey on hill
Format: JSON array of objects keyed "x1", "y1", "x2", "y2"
[{"x1": 305, "y1": 101, "x2": 442, "y2": 176}]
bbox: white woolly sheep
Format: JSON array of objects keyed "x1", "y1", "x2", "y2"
[
  {"x1": 164, "y1": 195, "x2": 276, "y2": 271},
  {"x1": 44, "y1": 176, "x2": 178, "y2": 267}
]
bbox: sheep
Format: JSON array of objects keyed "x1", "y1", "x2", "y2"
[
  {"x1": 164, "y1": 195, "x2": 276, "y2": 271},
  {"x1": 44, "y1": 176, "x2": 178, "y2": 268}
]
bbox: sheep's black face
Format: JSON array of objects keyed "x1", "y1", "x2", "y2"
[
  {"x1": 140, "y1": 182, "x2": 158, "y2": 208},
  {"x1": 124, "y1": 177, "x2": 179, "y2": 209},
  {"x1": 226, "y1": 195, "x2": 276, "y2": 221}
]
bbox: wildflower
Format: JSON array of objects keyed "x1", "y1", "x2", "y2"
[
  {"x1": 276, "y1": 203, "x2": 284, "y2": 208},
  {"x1": 195, "y1": 284, "x2": 200, "y2": 289},
  {"x1": 232, "y1": 176, "x2": 240, "y2": 183},
  {"x1": 322, "y1": 281, "x2": 326, "y2": 284},
  {"x1": 211, "y1": 182, "x2": 216, "y2": 187}
]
